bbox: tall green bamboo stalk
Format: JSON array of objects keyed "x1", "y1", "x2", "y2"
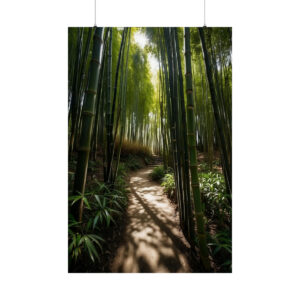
[
  {"x1": 162, "y1": 28, "x2": 185, "y2": 230},
  {"x1": 69, "y1": 28, "x2": 84, "y2": 157},
  {"x1": 91, "y1": 27, "x2": 109, "y2": 160},
  {"x1": 173, "y1": 28, "x2": 195, "y2": 244},
  {"x1": 104, "y1": 28, "x2": 113, "y2": 183},
  {"x1": 73, "y1": 28, "x2": 93, "y2": 155},
  {"x1": 184, "y1": 27, "x2": 211, "y2": 271},
  {"x1": 106, "y1": 28, "x2": 127, "y2": 184},
  {"x1": 72, "y1": 27, "x2": 104, "y2": 222}
]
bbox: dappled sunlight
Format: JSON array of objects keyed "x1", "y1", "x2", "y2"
[{"x1": 111, "y1": 167, "x2": 191, "y2": 273}]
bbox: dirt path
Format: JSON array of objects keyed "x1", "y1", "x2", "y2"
[{"x1": 111, "y1": 166, "x2": 191, "y2": 273}]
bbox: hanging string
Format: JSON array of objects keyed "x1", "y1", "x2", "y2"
[
  {"x1": 204, "y1": 0, "x2": 206, "y2": 27},
  {"x1": 94, "y1": 0, "x2": 97, "y2": 27}
]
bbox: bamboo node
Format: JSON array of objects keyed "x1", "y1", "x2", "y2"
[
  {"x1": 91, "y1": 58, "x2": 101, "y2": 66},
  {"x1": 195, "y1": 215, "x2": 205, "y2": 221},
  {"x1": 86, "y1": 89, "x2": 97, "y2": 95},
  {"x1": 78, "y1": 146, "x2": 91, "y2": 152},
  {"x1": 82, "y1": 110, "x2": 95, "y2": 117},
  {"x1": 93, "y1": 34, "x2": 103, "y2": 44}
]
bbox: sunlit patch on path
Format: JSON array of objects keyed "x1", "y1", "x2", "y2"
[{"x1": 111, "y1": 167, "x2": 191, "y2": 273}]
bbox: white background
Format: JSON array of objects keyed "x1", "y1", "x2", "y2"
[{"x1": 0, "y1": 0, "x2": 300, "y2": 299}]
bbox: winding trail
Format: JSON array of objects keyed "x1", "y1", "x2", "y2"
[{"x1": 111, "y1": 166, "x2": 191, "y2": 273}]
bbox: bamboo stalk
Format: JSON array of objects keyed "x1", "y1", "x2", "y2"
[
  {"x1": 72, "y1": 27, "x2": 104, "y2": 222},
  {"x1": 199, "y1": 27, "x2": 232, "y2": 200},
  {"x1": 106, "y1": 28, "x2": 127, "y2": 183},
  {"x1": 185, "y1": 27, "x2": 211, "y2": 271}
]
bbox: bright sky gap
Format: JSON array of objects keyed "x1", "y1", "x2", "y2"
[{"x1": 134, "y1": 30, "x2": 159, "y2": 84}]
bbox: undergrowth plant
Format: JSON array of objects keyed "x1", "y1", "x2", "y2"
[
  {"x1": 150, "y1": 165, "x2": 165, "y2": 181},
  {"x1": 89, "y1": 180, "x2": 127, "y2": 229},
  {"x1": 68, "y1": 214, "x2": 105, "y2": 264},
  {"x1": 198, "y1": 171, "x2": 231, "y2": 224},
  {"x1": 161, "y1": 173, "x2": 175, "y2": 199},
  {"x1": 208, "y1": 230, "x2": 232, "y2": 272},
  {"x1": 198, "y1": 170, "x2": 231, "y2": 272},
  {"x1": 68, "y1": 170, "x2": 128, "y2": 268}
]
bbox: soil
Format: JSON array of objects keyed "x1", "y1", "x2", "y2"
[{"x1": 111, "y1": 166, "x2": 192, "y2": 273}]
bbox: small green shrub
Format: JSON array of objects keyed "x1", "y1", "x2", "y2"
[
  {"x1": 198, "y1": 171, "x2": 230, "y2": 222},
  {"x1": 88, "y1": 180, "x2": 127, "y2": 228},
  {"x1": 150, "y1": 165, "x2": 165, "y2": 181},
  {"x1": 161, "y1": 173, "x2": 175, "y2": 199},
  {"x1": 91, "y1": 194, "x2": 121, "y2": 228},
  {"x1": 208, "y1": 230, "x2": 232, "y2": 272}
]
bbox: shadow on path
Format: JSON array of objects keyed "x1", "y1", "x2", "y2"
[{"x1": 111, "y1": 167, "x2": 191, "y2": 273}]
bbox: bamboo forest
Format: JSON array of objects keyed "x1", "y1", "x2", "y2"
[{"x1": 68, "y1": 27, "x2": 232, "y2": 273}]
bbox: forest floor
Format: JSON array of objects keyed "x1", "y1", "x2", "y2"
[{"x1": 111, "y1": 166, "x2": 193, "y2": 273}]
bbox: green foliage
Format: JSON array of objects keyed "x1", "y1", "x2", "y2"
[
  {"x1": 114, "y1": 163, "x2": 128, "y2": 188},
  {"x1": 161, "y1": 173, "x2": 175, "y2": 199},
  {"x1": 69, "y1": 192, "x2": 91, "y2": 210},
  {"x1": 197, "y1": 169, "x2": 231, "y2": 271},
  {"x1": 68, "y1": 178, "x2": 128, "y2": 267},
  {"x1": 199, "y1": 160, "x2": 221, "y2": 172},
  {"x1": 199, "y1": 171, "x2": 230, "y2": 221},
  {"x1": 124, "y1": 33, "x2": 157, "y2": 151},
  {"x1": 150, "y1": 165, "x2": 165, "y2": 181},
  {"x1": 208, "y1": 230, "x2": 232, "y2": 272},
  {"x1": 91, "y1": 194, "x2": 120, "y2": 228},
  {"x1": 89, "y1": 180, "x2": 127, "y2": 229},
  {"x1": 199, "y1": 162, "x2": 210, "y2": 172},
  {"x1": 68, "y1": 231, "x2": 105, "y2": 263},
  {"x1": 68, "y1": 215, "x2": 105, "y2": 263}
]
